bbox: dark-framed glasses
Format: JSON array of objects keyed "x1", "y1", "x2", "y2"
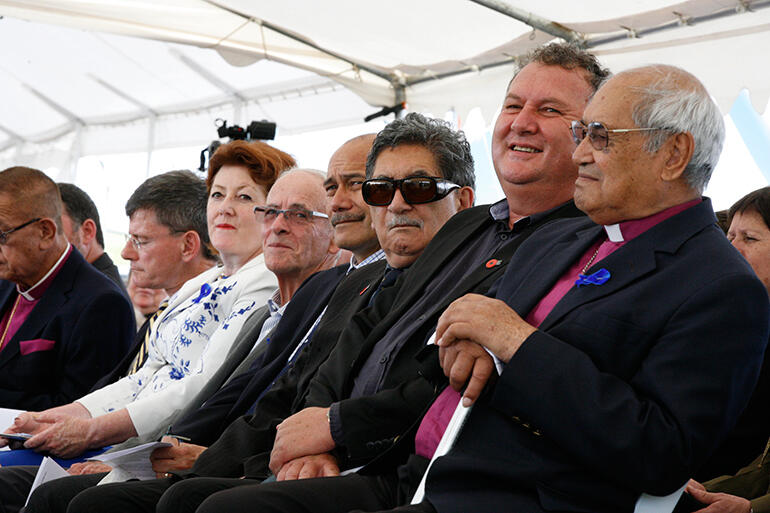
[
  {"x1": 0, "y1": 218, "x2": 41, "y2": 245},
  {"x1": 570, "y1": 120, "x2": 668, "y2": 151},
  {"x1": 254, "y1": 206, "x2": 329, "y2": 225},
  {"x1": 362, "y1": 176, "x2": 460, "y2": 206}
]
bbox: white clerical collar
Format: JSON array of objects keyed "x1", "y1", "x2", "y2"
[
  {"x1": 17, "y1": 243, "x2": 72, "y2": 301},
  {"x1": 603, "y1": 224, "x2": 624, "y2": 243}
]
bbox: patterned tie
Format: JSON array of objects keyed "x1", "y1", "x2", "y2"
[{"x1": 129, "y1": 299, "x2": 169, "y2": 375}]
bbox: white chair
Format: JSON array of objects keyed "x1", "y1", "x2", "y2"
[{"x1": 411, "y1": 401, "x2": 687, "y2": 513}]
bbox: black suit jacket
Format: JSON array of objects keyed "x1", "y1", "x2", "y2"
[
  {"x1": 90, "y1": 317, "x2": 151, "y2": 391},
  {"x1": 172, "y1": 264, "x2": 348, "y2": 445},
  {"x1": 90, "y1": 252, "x2": 128, "y2": 299},
  {"x1": 0, "y1": 249, "x2": 135, "y2": 409},
  {"x1": 424, "y1": 200, "x2": 770, "y2": 513},
  {"x1": 190, "y1": 260, "x2": 387, "y2": 478},
  {"x1": 303, "y1": 201, "x2": 584, "y2": 468}
]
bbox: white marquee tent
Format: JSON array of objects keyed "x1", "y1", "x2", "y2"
[{"x1": 1, "y1": 0, "x2": 770, "y2": 262}]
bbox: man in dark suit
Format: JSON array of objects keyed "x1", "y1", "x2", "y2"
[
  {"x1": 57, "y1": 182, "x2": 128, "y2": 297},
  {"x1": 0, "y1": 167, "x2": 134, "y2": 410}
]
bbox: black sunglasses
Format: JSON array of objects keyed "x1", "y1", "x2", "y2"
[{"x1": 362, "y1": 177, "x2": 460, "y2": 206}]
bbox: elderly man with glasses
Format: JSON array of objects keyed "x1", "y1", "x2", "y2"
[{"x1": 0, "y1": 166, "x2": 135, "y2": 410}]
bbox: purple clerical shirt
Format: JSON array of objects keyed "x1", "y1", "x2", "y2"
[{"x1": 0, "y1": 245, "x2": 72, "y2": 353}]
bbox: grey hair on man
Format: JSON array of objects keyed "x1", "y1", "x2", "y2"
[
  {"x1": 365, "y1": 112, "x2": 475, "y2": 190},
  {"x1": 624, "y1": 64, "x2": 725, "y2": 193},
  {"x1": 125, "y1": 170, "x2": 216, "y2": 260}
]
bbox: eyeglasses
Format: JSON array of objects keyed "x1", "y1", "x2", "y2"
[
  {"x1": 362, "y1": 177, "x2": 460, "y2": 206},
  {"x1": 0, "y1": 218, "x2": 41, "y2": 245},
  {"x1": 254, "y1": 206, "x2": 329, "y2": 225},
  {"x1": 570, "y1": 120, "x2": 668, "y2": 151},
  {"x1": 124, "y1": 231, "x2": 184, "y2": 251}
]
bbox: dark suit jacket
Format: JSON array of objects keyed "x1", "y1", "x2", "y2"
[
  {"x1": 90, "y1": 317, "x2": 151, "y2": 391},
  {"x1": 424, "y1": 200, "x2": 770, "y2": 513},
  {"x1": 303, "y1": 201, "x2": 584, "y2": 469},
  {"x1": 0, "y1": 249, "x2": 135, "y2": 410},
  {"x1": 90, "y1": 252, "x2": 128, "y2": 298},
  {"x1": 190, "y1": 260, "x2": 387, "y2": 478},
  {"x1": 172, "y1": 264, "x2": 348, "y2": 446}
]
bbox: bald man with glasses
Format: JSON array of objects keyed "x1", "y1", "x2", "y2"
[{"x1": 0, "y1": 166, "x2": 134, "y2": 410}]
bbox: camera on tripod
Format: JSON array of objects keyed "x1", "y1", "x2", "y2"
[{"x1": 199, "y1": 118, "x2": 277, "y2": 172}]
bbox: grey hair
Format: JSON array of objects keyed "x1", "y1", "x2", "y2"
[
  {"x1": 273, "y1": 168, "x2": 330, "y2": 214},
  {"x1": 627, "y1": 65, "x2": 724, "y2": 192},
  {"x1": 365, "y1": 112, "x2": 475, "y2": 190}
]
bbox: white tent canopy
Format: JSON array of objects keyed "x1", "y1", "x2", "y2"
[
  {"x1": 1, "y1": 0, "x2": 770, "y2": 255},
  {"x1": 3, "y1": 0, "x2": 770, "y2": 157}
]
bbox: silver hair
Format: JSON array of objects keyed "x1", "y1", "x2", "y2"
[{"x1": 627, "y1": 65, "x2": 724, "y2": 192}]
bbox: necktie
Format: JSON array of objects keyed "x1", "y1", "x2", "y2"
[
  {"x1": 129, "y1": 299, "x2": 169, "y2": 374},
  {"x1": 367, "y1": 267, "x2": 403, "y2": 306}
]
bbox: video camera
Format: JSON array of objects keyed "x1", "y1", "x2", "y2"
[{"x1": 199, "y1": 118, "x2": 277, "y2": 172}]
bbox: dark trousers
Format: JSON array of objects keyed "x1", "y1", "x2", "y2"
[
  {"x1": 194, "y1": 472, "x2": 436, "y2": 513},
  {"x1": 0, "y1": 465, "x2": 38, "y2": 513}
]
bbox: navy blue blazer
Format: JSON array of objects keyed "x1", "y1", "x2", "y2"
[
  {"x1": 425, "y1": 200, "x2": 770, "y2": 513},
  {"x1": 171, "y1": 264, "x2": 348, "y2": 445},
  {"x1": 0, "y1": 249, "x2": 135, "y2": 410}
]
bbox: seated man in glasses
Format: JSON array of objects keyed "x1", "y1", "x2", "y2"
[{"x1": 0, "y1": 167, "x2": 135, "y2": 410}]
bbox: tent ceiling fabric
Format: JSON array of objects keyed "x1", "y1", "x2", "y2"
[{"x1": 1, "y1": 0, "x2": 770, "y2": 155}]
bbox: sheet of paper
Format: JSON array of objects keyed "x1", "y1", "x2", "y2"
[
  {"x1": 0, "y1": 407, "x2": 24, "y2": 451},
  {"x1": 25, "y1": 456, "x2": 69, "y2": 506},
  {"x1": 88, "y1": 441, "x2": 171, "y2": 484}
]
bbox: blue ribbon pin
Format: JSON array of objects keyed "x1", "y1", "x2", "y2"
[
  {"x1": 575, "y1": 268, "x2": 611, "y2": 288},
  {"x1": 192, "y1": 283, "x2": 212, "y2": 303}
]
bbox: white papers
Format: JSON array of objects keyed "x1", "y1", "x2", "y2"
[
  {"x1": 25, "y1": 457, "x2": 69, "y2": 506},
  {"x1": 0, "y1": 407, "x2": 24, "y2": 451},
  {"x1": 87, "y1": 441, "x2": 171, "y2": 485},
  {"x1": 411, "y1": 402, "x2": 473, "y2": 504}
]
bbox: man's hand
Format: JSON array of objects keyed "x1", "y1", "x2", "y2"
[
  {"x1": 276, "y1": 453, "x2": 340, "y2": 481},
  {"x1": 23, "y1": 415, "x2": 95, "y2": 458},
  {"x1": 150, "y1": 436, "x2": 207, "y2": 477},
  {"x1": 686, "y1": 479, "x2": 752, "y2": 513},
  {"x1": 436, "y1": 294, "x2": 535, "y2": 364},
  {"x1": 67, "y1": 461, "x2": 112, "y2": 475},
  {"x1": 269, "y1": 407, "x2": 334, "y2": 474},
  {"x1": 438, "y1": 339, "x2": 495, "y2": 407}
]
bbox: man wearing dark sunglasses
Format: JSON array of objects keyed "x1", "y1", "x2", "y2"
[{"x1": 0, "y1": 167, "x2": 135, "y2": 410}]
